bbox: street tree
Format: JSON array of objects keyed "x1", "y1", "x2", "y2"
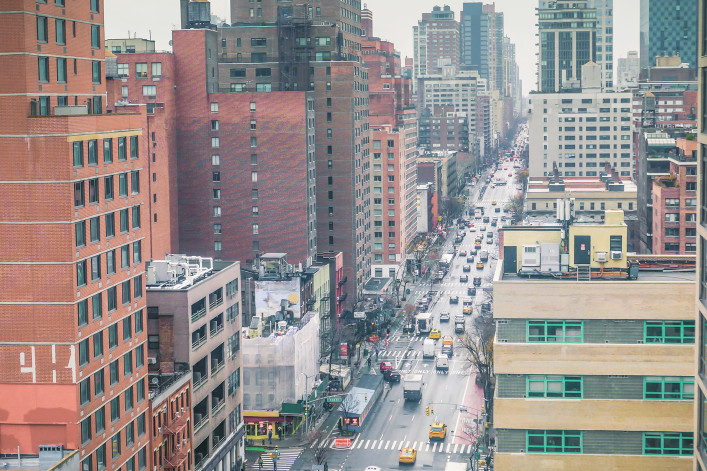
[
  {"x1": 458, "y1": 313, "x2": 495, "y2": 414},
  {"x1": 506, "y1": 194, "x2": 525, "y2": 224},
  {"x1": 306, "y1": 430, "x2": 327, "y2": 464},
  {"x1": 338, "y1": 394, "x2": 362, "y2": 437},
  {"x1": 515, "y1": 169, "x2": 529, "y2": 191}
]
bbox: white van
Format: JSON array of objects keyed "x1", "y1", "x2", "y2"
[
  {"x1": 436, "y1": 353, "x2": 449, "y2": 372},
  {"x1": 422, "y1": 338, "x2": 435, "y2": 359}
]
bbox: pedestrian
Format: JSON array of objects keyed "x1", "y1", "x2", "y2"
[
  {"x1": 258, "y1": 456, "x2": 263, "y2": 470},
  {"x1": 367, "y1": 357, "x2": 371, "y2": 368},
  {"x1": 278, "y1": 426, "x2": 282, "y2": 440},
  {"x1": 268, "y1": 428, "x2": 273, "y2": 445},
  {"x1": 324, "y1": 462, "x2": 328, "y2": 471}
]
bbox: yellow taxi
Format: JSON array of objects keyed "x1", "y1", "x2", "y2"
[
  {"x1": 492, "y1": 201, "x2": 497, "y2": 205},
  {"x1": 399, "y1": 447, "x2": 417, "y2": 464},
  {"x1": 429, "y1": 422, "x2": 447, "y2": 440},
  {"x1": 442, "y1": 336, "x2": 454, "y2": 347},
  {"x1": 476, "y1": 261, "x2": 485, "y2": 269},
  {"x1": 429, "y1": 329, "x2": 442, "y2": 340}
]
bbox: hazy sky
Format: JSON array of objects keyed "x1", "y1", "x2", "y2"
[{"x1": 105, "y1": 0, "x2": 639, "y2": 92}]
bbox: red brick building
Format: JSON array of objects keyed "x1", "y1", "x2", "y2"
[
  {"x1": 105, "y1": 49, "x2": 180, "y2": 259},
  {"x1": 651, "y1": 138, "x2": 698, "y2": 254},
  {"x1": 219, "y1": 0, "x2": 370, "y2": 304},
  {"x1": 149, "y1": 372, "x2": 193, "y2": 471},
  {"x1": 0, "y1": 1, "x2": 150, "y2": 470},
  {"x1": 363, "y1": 26, "x2": 417, "y2": 278}
]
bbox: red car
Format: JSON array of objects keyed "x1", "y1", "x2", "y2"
[{"x1": 380, "y1": 361, "x2": 393, "y2": 373}]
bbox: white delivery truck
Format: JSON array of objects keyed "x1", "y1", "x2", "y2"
[
  {"x1": 445, "y1": 462, "x2": 469, "y2": 471},
  {"x1": 422, "y1": 338, "x2": 435, "y2": 359},
  {"x1": 416, "y1": 312, "x2": 433, "y2": 334},
  {"x1": 403, "y1": 374, "x2": 423, "y2": 402},
  {"x1": 436, "y1": 353, "x2": 449, "y2": 372}
]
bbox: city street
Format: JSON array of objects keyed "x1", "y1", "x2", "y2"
[{"x1": 287, "y1": 138, "x2": 526, "y2": 471}]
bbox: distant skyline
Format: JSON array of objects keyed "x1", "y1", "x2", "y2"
[{"x1": 105, "y1": 0, "x2": 640, "y2": 93}]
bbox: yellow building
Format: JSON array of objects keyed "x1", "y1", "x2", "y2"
[{"x1": 494, "y1": 210, "x2": 695, "y2": 470}]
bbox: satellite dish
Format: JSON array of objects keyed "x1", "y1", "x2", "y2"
[{"x1": 151, "y1": 377, "x2": 160, "y2": 385}]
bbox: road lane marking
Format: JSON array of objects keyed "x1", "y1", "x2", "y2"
[
  {"x1": 385, "y1": 440, "x2": 390, "y2": 449},
  {"x1": 378, "y1": 440, "x2": 384, "y2": 449},
  {"x1": 364, "y1": 440, "x2": 370, "y2": 449},
  {"x1": 446, "y1": 443, "x2": 452, "y2": 453},
  {"x1": 391, "y1": 441, "x2": 397, "y2": 449},
  {"x1": 425, "y1": 443, "x2": 430, "y2": 452},
  {"x1": 453, "y1": 443, "x2": 459, "y2": 453},
  {"x1": 432, "y1": 442, "x2": 438, "y2": 452},
  {"x1": 356, "y1": 439, "x2": 363, "y2": 449}
]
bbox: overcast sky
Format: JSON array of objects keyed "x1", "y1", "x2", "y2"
[{"x1": 105, "y1": 0, "x2": 639, "y2": 93}]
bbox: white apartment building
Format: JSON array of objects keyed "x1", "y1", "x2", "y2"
[{"x1": 529, "y1": 89, "x2": 634, "y2": 178}]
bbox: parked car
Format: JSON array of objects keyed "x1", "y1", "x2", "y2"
[
  {"x1": 384, "y1": 370, "x2": 401, "y2": 382},
  {"x1": 380, "y1": 361, "x2": 393, "y2": 373}
]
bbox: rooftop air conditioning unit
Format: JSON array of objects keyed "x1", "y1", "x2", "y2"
[
  {"x1": 148, "y1": 357, "x2": 157, "y2": 365},
  {"x1": 595, "y1": 252, "x2": 608, "y2": 262},
  {"x1": 610, "y1": 250, "x2": 622, "y2": 260}
]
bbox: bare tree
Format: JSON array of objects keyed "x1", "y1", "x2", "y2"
[
  {"x1": 306, "y1": 430, "x2": 327, "y2": 464},
  {"x1": 457, "y1": 314, "x2": 495, "y2": 413},
  {"x1": 506, "y1": 194, "x2": 525, "y2": 225}
]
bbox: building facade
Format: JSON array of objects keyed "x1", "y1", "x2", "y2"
[
  {"x1": 413, "y1": 5, "x2": 461, "y2": 81},
  {"x1": 146, "y1": 256, "x2": 244, "y2": 471},
  {"x1": 640, "y1": 0, "x2": 699, "y2": 71},
  {"x1": 0, "y1": 2, "x2": 152, "y2": 470},
  {"x1": 537, "y1": 0, "x2": 597, "y2": 92},
  {"x1": 149, "y1": 371, "x2": 193, "y2": 471},
  {"x1": 495, "y1": 213, "x2": 695, "y2": 470},
  {"x1": 617, "y1": 50, "x2": 640, "y2": 90},
  {"x1": 528, "y1": 90, "x2": 634, "y2": 178},
  {"x1": 695, "y1": 1, "x2": 707, "y2": 467},
  {"x1": 539, "y1": 0, "x2": 613, "y2": 90}
]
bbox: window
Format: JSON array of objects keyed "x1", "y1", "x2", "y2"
[
  {"x1": 107, "y1": 286, "x2": 117, "y2": 312},
  {"x1": 527, "y1": 320, "x2": 583, "y2": 343},
  {"x1": 151, "y1": 62, "x2": 162, "y2": 77},
  {"x1": 212, "y1": 155, "x2": 220, "y2": 165},
  {"x1": 211, "y1": 119, "x2": 219, "y2": 131},
  {"x1": 109, "y1": 359, "x2": 119, "y2": 385},
  {"x1": 255, "y1": 68, "x2": 271, "y2": 77},
  {"x1": 57, "y1": 58, "x2": 67, "y2": 83},
  {"x1": 111, "y1": 433, "x2": 121, "y2": 458},
  {"x1": 37, "y1": 16, "x2": 48, "y2": 42},
  {"x1": 74, "y1": 181, "x2": 85, "y2": 208},
  {"x1": 256, "y1": 83, "x2": 271, "y2": 92},
  {"x1": 92, "y1": 61, "x2": 101, "y2": 84},
  {"x1": 105, "y1": 212, "x2": 115, "y2": 238},
  {"x1": 93, "y1": 331, "x2": 103, "y2": 358},
  {"x1": 55, "y1": 18, "x2": 66, "y2": 44},
  {"x1": 214, "y1": 223, "x2": 222, "y2": 234},
  {"x1": 94, "y1": 369, "x2": 104, "y2": 397},
  {"x1": 527, "y1": 430, "x2": 582, "y2": 453},
  {"x1": 38, "y1": 56, "x2": 49, "y2": 83},
  {"x1": 76, "y1": 221, "x2": 86, "y2": 248},
  {"x1": 124, "y1": 387, "x2": 134, "y2": 411},
  {"x1": 89, "y1": 216, "x2": 100, "y2": 242},
  {"x1": 79, "y1": 377, "x2": 91, "y2": 407},
  {"x1": 92, "y1": 293, "x2": 102, "y2": 320},
  {"x1": 213, "y1": 206, "x2": 222, "y2": 217},
  {"x1": 142, "y1": 85, "x2": 156, "y2": 98},
  {"x1": 644, "y1": 376, "x2": 694, "y2": 400},
  {"x1": 527, "y1": 375, "x2": 582, "y2": 398},
  {"x1": 80, "y1": 417, "x2": 91, "y2": 444},
  {"x1": 132, "y1": 206, "x2": 140, "y2": 229},
  {"x1": 123, "y1": 351, "x2": 132, "y2": 376},
  {"x1": 90, "y1": 255, "x2": 101, "y2": 281},
  {"x1": 121, "y1": 280, "x2": 131, "y2": 305},
  {"x1": 133, "y1": 275, "x2": 142, "y2": 299},
  {"x1": 251, "y1": 171, "x2": 258, "y2": 183},
  {"x1": 211, "y1": 102, "x2": 219, "y2": 113},
  {"x1": 645, "y1": 320, "x2": 695, "y2": 344},
  {"x1": 91, "y1": 25, "x2": 100, "y2": 49},
  {"x1": 251, "y1": 52, "x2": 266, "y2": 62},
  {"x1": 135, "y1": 344, "x2": 144, "y2": 368},
  {"x1": 76, "y1": 260, "x2": 87, "y2": 287},
  {"x1": 643, "y1": 432, "x2": 693, "y2": 455},
  {"x1": 212, "y1": 171, "x2": 221, "y2": 182},
  {"x1": 251, "y1": 38, "x2": 266, "y2": 47},
  {"x1": 78, "y1": 338, "x2": 89, "y2": 366},
  {"x1": 609, "y1": 235, "x2": 622, "y2": 252},
  {"x1": 212, "y1": 137, "x2": 220, "y2": 148},
  {"x1": 88, "y1": 178, "x2": 99, "y2": 203},
  {"x1": 135, "y1": 63, "x2": 147, "y2": 78},
  {"x1": 120, "y1": 209, "x2": 129, "y2": 233},
  {"x1": 252, "y1": 224, "x2": 259, "y2": 235}
]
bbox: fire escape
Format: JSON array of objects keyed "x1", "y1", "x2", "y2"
[
  {"x1": 163, "y1": 407, "x2": 190, "y2": 469},
  {"x1": 277, "y1": 4, "x2": 312, "y2": 91}
]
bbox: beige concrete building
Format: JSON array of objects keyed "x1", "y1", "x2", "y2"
[{"x1": 494, "y1": 211, "x2": 695, "y2": 470}]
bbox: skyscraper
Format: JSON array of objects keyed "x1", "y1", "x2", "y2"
[
  {"x1": 224, "y1": 0, "x2": 370, "y2": 303},
  {"x1": 413, "y1": 5, "x2": 461, "y2": 81},
  {"x1": 0, "y1": 1, "x2": 151, "y2": 469},
  {"x1": 461, "y1": 2, "x2": 505, "y2": 94},
  {"x1": 537, "y1": 0, "x2": 597, "y2": 92},
  {"x1": 539, "y1": 0, "x2": 613, "y2": 90},
  {"x1": 640, "y1": 0, "x2": 699, "y2": 70}
]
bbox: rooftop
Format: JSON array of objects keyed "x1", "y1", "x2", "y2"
[
  {"x1": 0, "y1": 448, "x2": 79, "y2": 471},
  {"x1": 146, "y1": 254, "x2": 237, "y2": 290}
]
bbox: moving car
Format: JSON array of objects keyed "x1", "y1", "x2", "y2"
[
  {"x1": 384, "y1": 370, "x2": 401, "y2": 382},
  {"x1": 473, "y1": 277, "x2": 482, "y2": 287},
  {"x1": 429, "y1": 423, "x2": 448, "y2": 440},
  {"x1": 476, "y1": 261, "x2": 485, "y2": 269},
  {"x1": 459, "y1": 250, "x2": 467, "y2": 257},
  {"x1": 436, "y1": 353, "x2": 449, "y2": 372},
  {"x1": 429, "y1": 329, "x2": 442, "y2": 340},
  {"x1": 491, "y1": 220, "x2": 497, "y2": 227},
  {"x1": 486, "y1": 238, "x2": 493, "y2": 245},
  {"x1": 440, "y1": 312, "x2": 451, "y2": 322},
  {"x1": 460, "y1": 275, "x2": 469, "y2": 282},
  {"x1": 399, "y1": 448, "x2": 417, "y2": 464},
  {"x1": 380, "y1": 361, "x2": 393, "y2": 373},
  {"x1": 450, "y1": 295, "x2": 459, "y2": 304},
  {"x1": 463, "y1": 265, "x2": 471, "y2": 272},
  {"x1": 492, "y1": 201, "x2": 497, "y2": 205},
  {"x1": 403, "y1": 322, "x2": 415, "y2": 334},
  {"x1": 467, "y1": 287, "x2": 476, "y2": 296},
  {"x1": 495, "y1": 207, "x2": 501, "y2": 213},
  {"x1": 466, "y1": 256, "x2": 474, "y2": 263},
  {"x1": 442, "y1": 336, "x2": 454, "y2": 347}
]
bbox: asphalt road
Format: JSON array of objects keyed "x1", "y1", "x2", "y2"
[{"x1": 305, "y1": 164, "x2": 524, "y2": 471}]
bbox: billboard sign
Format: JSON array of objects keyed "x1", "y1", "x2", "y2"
[{"x1": 254, "y1": 279, "x2": 302, "y2": 319}]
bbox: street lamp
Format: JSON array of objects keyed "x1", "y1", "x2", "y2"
[{"x1": 301, "y1": 371, "x2": 318, "y2": 437}]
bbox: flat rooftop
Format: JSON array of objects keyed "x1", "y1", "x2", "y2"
[{"x1": 146, "y1": 255, "x2": 237, "y2": 290}]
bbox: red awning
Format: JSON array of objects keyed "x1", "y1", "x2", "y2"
[{"x1": 244, "y1": 417, "x2": 286, "y2": 424}]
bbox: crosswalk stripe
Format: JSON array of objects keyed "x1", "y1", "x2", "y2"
[
  {"x1": 385, "y1": 440, "x2": 390, "y2": 449},
  {"x1": 377, "y1": 440, "x2": 384, "y2": 449},
  {"x1": 424, "y1": 443, "x2": 430, "y2": 452},
  {"x1": 356, "y1": 439, "x2": 363, "y2": 449},
  {"x1": 258, "y1": 448, "x2": 303, "y2": 471},
  {"x1": 404, "y1": 441, "x2": 410, "y2": 449},
  {"x1": 391, "y1": 440, "x2": 397, "y2": 450},
  {"x1": 432, "y1": 442, "x2": 438, "y2": 452},
  {"x1": 446, "y1": 443, "x2": 452, "y2": 453},
  {"x1": 453, "y1": 443, "x2": 458, "y2": 453},
  {"x1": 364, "y1": 440, "x2": 370, "y2": 449}
]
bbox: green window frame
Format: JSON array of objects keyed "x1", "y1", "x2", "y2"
[
  {"x1": 527, "y1": 430, "x2": 582, "y2": 453},
  {"x1": 527, "y1": 375, "x2": 582, "y2": 398},
  {"x1": 644, "y1": 320, "x2": 695, "y2": 344},
  {"x1": 643, "y1": 432, "x2": 693, "y2": 455},
  {"x1": 644, "y1": 376, "x2": 695, "y2": 400},
  {"x1": 527, "y1": 320, "x2": 583, "y2": 343}
]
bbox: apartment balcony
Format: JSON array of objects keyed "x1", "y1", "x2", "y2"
[
  {"x1": 194, "y1": 415, "x2": 210, "y2": 435},
  {"x1": 192, "y1": 336, "x2": 207, "y2": 351},
  {"x1": 211, "y1": 399, "x2": 226, "y2": 416}
]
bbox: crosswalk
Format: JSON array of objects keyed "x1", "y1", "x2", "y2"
[
  {"x1": 310, "y1": 437, "x2": 477, "y2": 455},
  {"x1": 257, "y1": 447, "x2": 303, "y2": 471}
]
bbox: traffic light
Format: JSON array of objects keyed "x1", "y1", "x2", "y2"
[
  {"x1": 426, "y1": 406, "x2": 430, "y2": 416},
  {"x1": 431, "y1": 407, "x2": 434, "y2": 415},
  {"x1": 304, "y1": 407, "x2": 309, "y2": 416}
]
